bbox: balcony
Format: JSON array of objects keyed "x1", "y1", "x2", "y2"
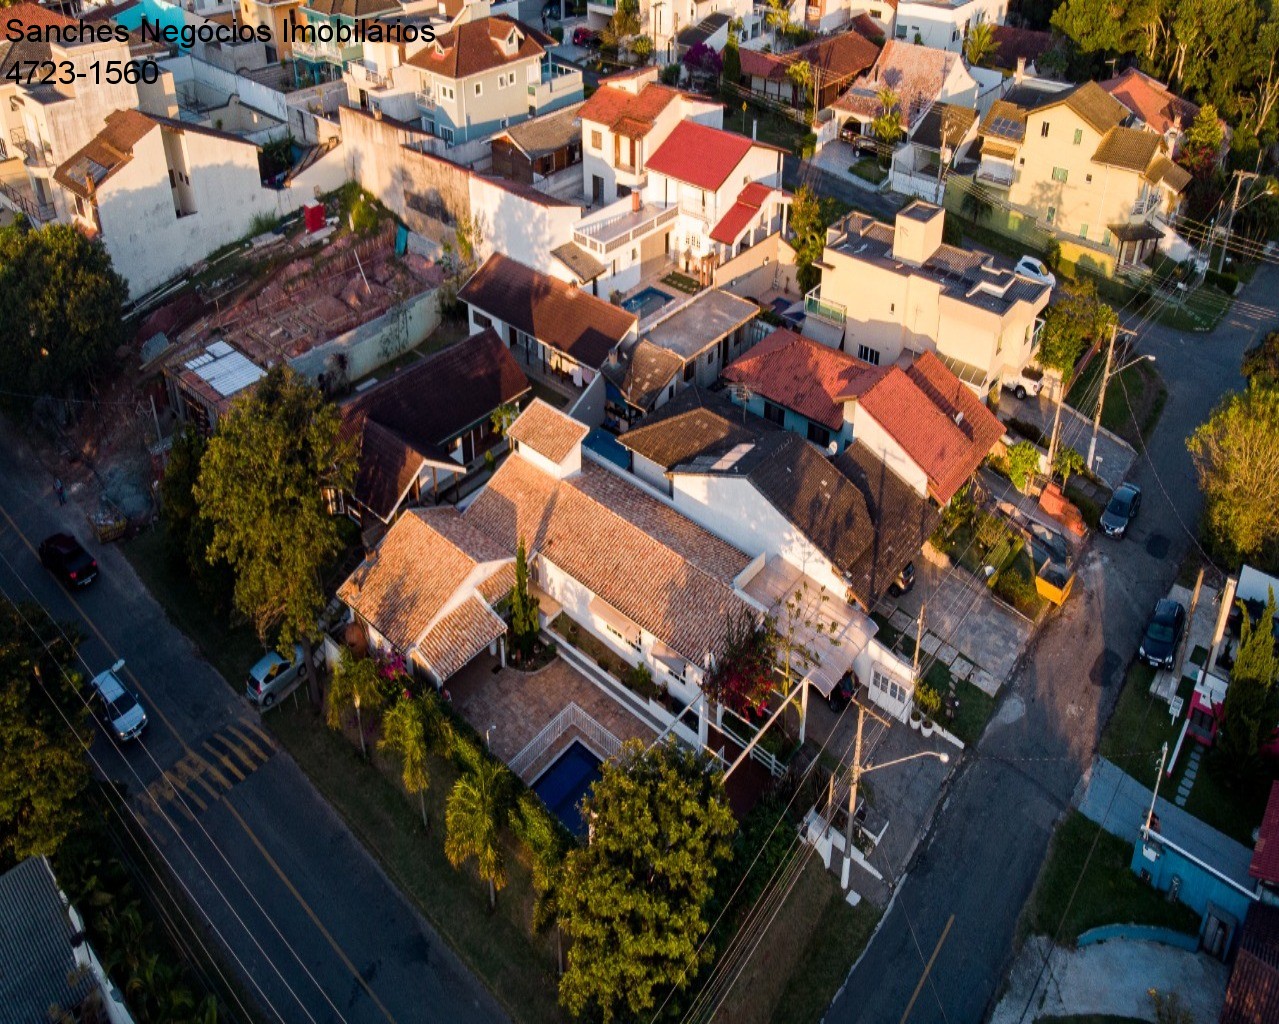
[
  {"x1": 0, "y1": 177, "x2": 55, "y2": 223},
  {"x1": 1131, "y1": 193, "x2": 1160, "y2": 219},
  {"x1": 527, "y1": 61, "x2": 583, "y2": 108},
  {"x1": 678, "y1": 197, "x2": 716, "y2": 223},
  {"x1": 804, "y1": 286, "x2": 846, "y2": 327},
  {"x1": 573, "y1": 200, "x2": 679, "y2": 256},
  {"x1": 975, "y1": 160, "x2": 1014, "y2": 189},
  {"x1": 415, "y1": 91, "x2": 436, "y2": 113},
  {"x1": 291, "y1": 37, "x2": 362, "y2": 66},
  {"x1": 9, "y1": 130, "x2": 52, "y2": 170},
  {"x1": 347, "y1": 60, "x2": 388, "y2": 91}
]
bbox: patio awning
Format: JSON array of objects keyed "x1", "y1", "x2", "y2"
[
  {"x1": 651, "y1": 639, "x2": 688, "y2": 677},
  {"x1": 588, "y1": 596, "x2": 642, "y2": 646}
]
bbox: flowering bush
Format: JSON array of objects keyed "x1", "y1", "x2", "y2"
[{"x1": 704, "y1": 609, "x2": 779, "y2": 718}]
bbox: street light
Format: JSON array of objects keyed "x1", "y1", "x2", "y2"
[
  {"x1": 486, "y1": 724, "x2": 497, "y2": 750},
  {"x1": 1218, "y1": 171, "x2": 1279, "y2": 272},
  {"x1": 1087, "y1": 327, "x2": 1154, "y2": 470}
]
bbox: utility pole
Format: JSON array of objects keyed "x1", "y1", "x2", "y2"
[
  {"x1": 1143, "y1": 741, "x2": 1169, "y2": 839},
  {"x1": 911, "y1": 602, "x2": 926, "y2": 678},
  {"x1": 1218, "y1": 171, "x2": 1257, "y2": 273},
  {"x1": 842, "y1": 703, "x2": 865, "y2": 884},
  {"x1": 1086, "y1": 325, "x2": 1117, "y2": 471}
]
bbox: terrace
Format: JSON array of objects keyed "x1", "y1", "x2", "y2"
[{"x1": 572, "y1": 198, "x2": 679, "y2": 257}]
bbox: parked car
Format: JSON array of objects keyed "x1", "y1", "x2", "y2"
[
  {"x1": 579, "y1": 28, "x2": 603, "y2": 49},
  {"x1": 1100, "y1": 482, "x2": 1142, "y2": 539},
  {"x1": 1001, "y1": 366, "x2": 1045, "y2": 400},
  {"x1": 246, "y1": 645, "x2": 316, "y2": 708},
  {"x1": 827, "y1": 671, "x2": 860, "y2": 713},
  {"x1": 1138, "y1": 598, "x2": 1186, "y2": 669},
  {"x1": 1014, "y1": 255, "x2": 1057, "y2": 289},
  {"x1": 888, "y1": 561, "x2": 916, "y2": 597},
  {"x1": 38, "y1": 533, "x2": 98, "y2": 588},
  {"x1": 88, "y1": 660, "x2": 147, "y2": 742},
  {"x1": 839, "y1": 126, "x2": 878, "y2": 153}
]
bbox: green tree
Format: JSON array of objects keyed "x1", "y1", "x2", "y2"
[
  {"x1": 1052, "y1": 445, "x2": 1086, "y2": 489},
  {"x1": 508, "y1": 537, "x2": 540, "y2": 663},
  {"x1": 763, "y1": 0, "x2": 793, "y2": 40},
  {"x1": 1187, "y1": 385, "x2": 1279, "y2": 568},
  {"x1": 326, "y1": 649, "x2": 384, "y2": 758},
  {"x1": 509, "y1": 790, "x2": 567, "y2": 932},
  {"x1": 631, "y1": 33, "x2": 653, "y2": 62},
  {"x1": 1038, "y1": 281, "x2": 1116, "y2": 462},
  {"x1": 0, "y1": 602, "x2": 89, "y2": 864},
  {"x1": 490, "y1": 402, "x2": 519, "y2": 437},
  {"x1": 558, "y1": 741, "x2": 735, "y2": 1022},
  {"x1": 1214, "y1": 593, "x2": 1279, "y2": 781},
  {"x1": 788, "y1": 184, "x2": 826, "y2": 293},
  {"x1": 704, "y1": 608, "x2": 778, "y2": 717},
  {"x1": 160, "y1": 426, "x2": 234, "y2": 614},
  {"x1": 1242, "y1": 330, "x2": 1279, "y2": 388},
  {"x1": 194, "y1": 367, "x2": 354, "y2": 705},
  {"x1": 1183, "y1": 104, "x2": 1224, "y2": 163},
  {"x1": 870, "y1": 88, "x2": 903, "y2": 161},
  {"x1": 445, "y1": 758, "x2": 512, "y2": 909},
  {"x1": 786, "y1": 58, "x2": 813, "y2": 112},
  {"x1": 601, "y1": 0, "x2": 640, "y2": 49},
  {"x1": 964, "y1": 20, "x2": 996, "y2": 66},
  {"x1": 1007, "y1": 441, "x2": 1042, "y2": 492},
  {"x1": 722, "y1": 33, "x2": 742, "y2": 85},
  {"x1": 378, "y1": 692, "x2": 432, "y2": 826},
  {"x1": 0, "y1": 220, "x2": 128, "y2": 401}
]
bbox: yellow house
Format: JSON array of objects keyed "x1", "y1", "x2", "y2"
[{"x1": 975, "y1": 80, "x2": 1191, "y2": 268}]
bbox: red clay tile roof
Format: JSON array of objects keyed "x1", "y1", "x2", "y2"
[
  {"x1": 53, "y1": 109, "x2": 157, "y2": 200},
  {"x1": 4, "y1": 1, "x2": 77, "y2": 29},
  {"x1": 1220, "y1": 903, "x2": 1279, "y2": 1024},
  {"x1": 851, "y1": 13, "x2": 884, "y2": 40},
  {"x1": 507, "y1": 399, "x2": 589, "y2": 464},
  {"x1": 723, "y1": 329, "x2": 883, "y2": 430},
  {"x1": 854, "y1": 351, "x2": 1004, "y2": 504},
  {"x1": 988, "y1": 25, "x2": 1053, "y2": 71},
  {"x1": 415, "y1": 597, "x2": 507, "y2": 681},
  {"x1": 577, "y1": 82, "x2": 683, "y2": 137},
  {"x1": 338, "y1": 507, "x2": 511, "y2": 650},
  {"x1": 1251, "y1": 782, "x2": 1279, "y2": 885},
  {"x1": 709, "y1": 181, "x2": 779, "y2": 244},
  {"x1": 465, "y1": 454, "x2": 753, "y2": 661},
  {"x1": 832, "y1": 41, "x2": 962, "y2": 128},
  {"x1": 458, "y1": 253, "x2": 635, "y2": 370},
  {"x1": 1101, "y1": 67, "x2": 1200, "y2": 135},
  {"x1": 646, "y1": 121, "x2": 758, "y2": 191},
  {"x1": 406, "y1": 16, "x2": 550, "y2": 79},
  {"x1": 738, "y1": 30, "x2": 878, "y2": 84}
]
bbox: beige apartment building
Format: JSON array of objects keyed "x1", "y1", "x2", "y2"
[
  {"x1": 976, "y1": 80, "x2": 1191, "y2": 267},
  {"x1": 806, "y1": 202, "x2": 1052, "y2": 393}
]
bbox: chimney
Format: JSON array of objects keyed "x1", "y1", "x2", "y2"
[
  {"x1": 631, "y1": 190, "x2": 641, "y2": 213},
  {"x1": 1015, "y1": 57, "x2": 1025, "y2": 84}
]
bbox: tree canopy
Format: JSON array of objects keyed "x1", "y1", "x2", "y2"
[
  {"x1": 558, "y1": 741, "x2": 735, "y2": 1022},
  {"x1": 1187, "y1": 385, "x2": 1279, "y2": 570},
  {"x1": 1243, "y1": 330, "x2": 1279, "y2": 389},
  {"x1": 0, "y1": 220, "x2": 128, "y2": 402},
  {"x1": 1213, "y1": 593, "x2": 1279, "y2": 782},
  {"x1": 788, "y1": 185, "x2": 826, "y2": 293},
  {"x1": 194, "y1": 367, "x2": 354, "y2": 702},
  {"x1": 0, "y1": 601, "x2": 89, "y2": 866},
  {"x1": 704, "y1": 609, "x2": 778, "y2": 718},
  {"x1": 964, "y1": 21, "x2": 996, "y2": 67},
  {"x1": 1037, "y1": 280, "x2": 1117, "y2": 375}
]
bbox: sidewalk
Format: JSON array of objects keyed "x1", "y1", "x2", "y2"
[{"x1": 999, "y1": 391, "x2": 1138, "y2": 489}]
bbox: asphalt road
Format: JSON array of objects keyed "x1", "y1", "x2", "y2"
[
  {"x1": 0, "y1": 426, "x2": 507, "y2": 1024},
  {"x1": 828, "y1": 264, "x2": 1279, "y2": 1024}
]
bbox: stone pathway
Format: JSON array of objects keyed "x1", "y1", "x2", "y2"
[
  {"x1": 1175, "y1": 744, "x2": 1203, "y2": 808},
  {"x1": 887, "y1": 607, "x2": 1003, "y2": 696}
]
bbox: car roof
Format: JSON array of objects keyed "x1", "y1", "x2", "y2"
[
  {"x1": 91, "y1": 670, "x2": 127, "y2": 701},
  {"x1": 44, "y1": 533, "x2": 81, "y2": 552},
  {"x1": 1153, "y1": 598, "x2": 1182, "y2": 618},
  {"x1": 1115, "y1": 482, "x2": 1141, "y2": 497},
  {"x1": 249, "y1": 645, "x2": 303, "y2": 680}
]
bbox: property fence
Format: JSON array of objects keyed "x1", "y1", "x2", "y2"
[
  {"x1": 508, "y1": 701, "x2": 622, "y2": 780},
  {"x1": 719, "y1": 717, "x2": 786, "y2": 778},
  {"x1": 1076, "y1": 924, "x2": 1199, "y2": 951}
]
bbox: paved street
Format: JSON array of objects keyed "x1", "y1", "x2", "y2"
[
  {"x1": 0, "y1": 426, "x2": 507, "y2": 1024},
  {"x1": 829, "y1": 264, "x2": 1279, "y2": 1024}
]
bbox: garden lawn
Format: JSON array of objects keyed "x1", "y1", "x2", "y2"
[
  {"x1": 1176, "y1": 759, "x2": 1271, "y2": 847},
  {"x1": 1066, "y1": 355, "x2": 1167, "y2": 446},
  {"x1": 267, "y1": 701, "x2": 563, "y2": 1024},
  {"x1": 1157, "y1": 285, "x2": 1232, "y2": 333},
  {"x1": 1098, "y1": 662, "x2": 1189, "y2": 773},
  {"x1": 1023, "y1": 811, "x2": 1200, "y2": 945},
  {"x1": 849, "y1": 157, "x2": 887, "y2": 184}
]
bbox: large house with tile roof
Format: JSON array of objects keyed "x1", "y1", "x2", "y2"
[
  {"x1": 806, "y1": 201, "x2": 1052, "y2": 394},
  {"x1": 736, "y1": 30, "x2": 880, "y2": 111},
  {"x1": 974, "y1": 79, "x2": 1193, "y2": 269},
  {"x1": 832, "y1": 40, "x2": 979, "y2": 141},
  {"x1": 1100, "y1": 67, "x2": 1202, "y2": 158}
]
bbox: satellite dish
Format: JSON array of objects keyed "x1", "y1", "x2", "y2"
[{"x1": 827, "y1": 441, "x2": 839, "y2": 456}]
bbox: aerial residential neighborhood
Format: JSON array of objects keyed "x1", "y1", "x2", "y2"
[{"x1": 3, "y1": 0, "x2": 1279, "y2": 1021}]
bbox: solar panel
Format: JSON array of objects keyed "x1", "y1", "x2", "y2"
[{"x1": 988, "y1": 114, "x2": 1022, "y2": 139}]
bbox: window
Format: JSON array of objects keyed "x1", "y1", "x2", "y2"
[
  {"x1": 1051, "y1": 166, "x2": 1068, "y2": 183},
  {"x1": 442, "y1": 85, "x2": 454, "y2": 100},
  {"x1": 1085, "y1": 173, "x2": 1093, "y2": 183},
  {"x1": 806, "y1": 422, "x2": 831, "y2": 447},
  {"x1": 683, "y1": 362, "x2": 695, "y2": 382},
  {"x1": 856, "y1": 344, "x2": 881, "y2": 366},
  {"x1": 1073, "y1": 128, "x2": 1083, "y2": 145},
  {"x1": 762, "y1": 400, "x2": 785, "y2": 425},
  {"x1": 440, "y1": 125, "x2": 455, "y2": 144},
  {"x1": 473, "y1": 312, "x2": 492, "y2": 330},
  {"x1": 706, "y1": 350, "x2": 715, "y2": 365},
  {"x1": 870, "y1": 7, "x2": 882, "y2": 15},
  {"x1": 474, "y1": 82, "x2": 482, "y2": 96},
  {"x1": 1046, "y1": 205, "x2": 1056, "y2": 225},
  {"x1": 1079, "y1": 224, "x2": 1088, "y2": 239},
  {"x1": 870, "y1": 668, "x2": 908, "y2": 705},
  {"x1": 1103, "y1": 228, "x2": 1113, "y2": 247},
  {"x1": 590, "y1": 130, "x2": 602, "y2": 150},
  {"x1": 1040, "y1": 121, "x2": 1050, "y2": 138}
]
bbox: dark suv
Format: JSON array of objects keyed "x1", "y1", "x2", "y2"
[
  {"x1": 1138, "y1": 598, "x2": 1185, "y2": 669},
  {"x1": 39, "y1": 533, "x2": 98, "y2": 588}
]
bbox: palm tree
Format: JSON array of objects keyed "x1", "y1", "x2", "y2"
[
  {"x1": 870, "y1": 87, "x2": 903, "y2": 165},
  {"x1": 327, "y1": 649, "x2": 384, "y2": 758},
  {"x1": 763, "y1": 0, "x2": 793, "y2": 42},
  {"x1": 785, "y1": 59, "x2": 813, "y2": 114},
  {"x1": 964, "y1": 21, "x2": 996, "y2": 68},
  {"x1": 445, "y1": 758, "x2": 512, "y2": 909},
  {"x1": 379, "y1": 693, "x2": 432, "y2": 827}
]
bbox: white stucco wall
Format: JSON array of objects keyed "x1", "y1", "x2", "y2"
[
  {"x1": 848, "y1": 405, "x2": 931, "y2": 498},
  {"x1": 894, "y1": 0, "x2": 1007, "y2": 52},
  {"x1": 469, "y1": 175, "x2": 580, "y2": 275}
]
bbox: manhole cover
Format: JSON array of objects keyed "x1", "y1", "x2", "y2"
[
  {"x1": 1145, "y1": 533, "x2": 1171, "y2": 559},
  {"x1": 1089, "y1": 649, "x2": 1123, "y2": 687}
]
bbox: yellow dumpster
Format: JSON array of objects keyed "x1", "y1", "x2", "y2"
[{"x1": 1035, "y1": 559, "x2": 1075, "y2": 605}]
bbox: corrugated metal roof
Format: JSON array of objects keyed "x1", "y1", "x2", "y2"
[{"x1": 186, "y1": 342, "x2": 266, "y2": 398}]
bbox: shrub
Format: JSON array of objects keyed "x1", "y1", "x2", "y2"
[
  {"x1": 797, "y1": 132, "x2": 818, "y2": 159},
  {"x1": 659, "y1": 63, "x2": 680, "y2": 85},
  {"x1": 550, "y1": 25, "x2": 564, "y2": 42},
  {"x1": 914, "y1": 683, "x2": 942, "y2": 719},
  {"x1": 1205, "y1": 268, "x2": 1239, "y2": 294},
  {"x1": 994, "y1": 563, "x2": 1038, "y2": 611},
  {"x1": 625, "y1": 664, "x2": 661, "y2": 701}
]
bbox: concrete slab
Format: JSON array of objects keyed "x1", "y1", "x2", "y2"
[
  {"x1": 921, "y1": 633, "x2": 941, "y2": 655},
  {"x1": 971, "y1": 669, "x2": 999, "y2": 697},
  {"x1": 889, "y1": 609, "x2": 914, "y2": 633},
  {"x1": 937, "y1": 643, "x2": 959, "y2": 665},
  {"x1": 951, "y1": 658, "x2": 974, "y2": 680}
]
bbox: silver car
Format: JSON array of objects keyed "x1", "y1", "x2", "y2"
[
  {"x1": 89, "y1": 660, "x2": 148, "y2": 742},
  {"x1": 246, "y1": 645, "x2": 314, "y2": 708}
]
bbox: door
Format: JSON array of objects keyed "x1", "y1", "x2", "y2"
[{"x1": 592, "y1": 175, "x2": 604, "y2": 204}]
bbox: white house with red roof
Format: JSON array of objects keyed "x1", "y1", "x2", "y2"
[
  {"x1": 832, "y1": 39, "x2": 978, "y2": 141},
  {"x1": 572, "y1": 118, "x2": 789, "y2": 293},
  {"x1": 1100, "y1": 67, "x2": 1203, "y2": 159}
]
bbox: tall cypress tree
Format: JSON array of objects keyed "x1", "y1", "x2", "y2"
[
  {"x1": 509, "y1": 537, "x2": 540, "y2": 663},
  {"x1": 1215, "y1": 592, "x2": 1279, "y2": 782}
]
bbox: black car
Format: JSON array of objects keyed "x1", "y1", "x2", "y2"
[
  {"x1": 1139, "y1": 598, "x2": 1185, "y2": 669},
  {"x1": 827, "y1": 672, "x2": 860, "y2": 712},
  {"x1": 1100, "y1": 482, "x2": 1142, "y2": 538},
  {"x1": 39, "y1": 533, "x2": 98, "y2": 588},
  {"x1": 888, "y1": 561, "x2": 916, "y2": 597}
]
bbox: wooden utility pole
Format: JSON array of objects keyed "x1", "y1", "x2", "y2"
[
  {"x1": 1144, "y1": 742, "x2": 1169, "y2": 838},
  {"x1": 1171, "y1": 567, "x2": 1205, "y2": 684},
  {"x1": 1086, "y1": 325, "x2": 1117, "y2": 471},
  {"x1": 912, "y1": 602, "x2": 926, "y2": 678},
  {"x1": 842, "y1": 704, "x2": 865, "y2": 876}
]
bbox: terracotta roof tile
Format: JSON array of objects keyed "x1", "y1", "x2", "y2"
[
  {"x1": 618, "y1": 387, "x2": 771, "y2": 468},
  {"x1": 600, "y1": 339, "x2": 684, "y2": 411},
  {"x1": 406, "y1": 16, "x2": 549, "y2": 79},
  {"x1": 988, "y1": 25, "x2": 1053, "y2": 71},
  {"x1": 458, "y1": 253, "x2": 635, "y2": 370},
  {"x1": 304, "y1": 0, "x2": 403, "y2": 17},
  {"x1": 1221, "y1": 904, "x2": 1279, "y2": 1024},
  {"x1": 1092, "y1": 125, "x2": 1160, "y2": 173},
  {"x1": 1101, "y1": 67, "x2": 1199, "y2": 135},
  {"x1": 710, "y1": 181, "x2": 780, "y2": 245},
  {"x1": 851, "y1": 13, "x2": 884, "y2": 40},
  {"x1": 53, "y1": 109, "x2": 157, "y2": 200},
  {"x1": 739, "y1": 31, "x2": 878, "y2": 83},
  {"x1": 722, "y1": 329, "x2": 883, "y2": 430},
  {"x1": 577, "y1": 82, "x2": 683, "y2": 136},
  {"x1": 1251, "y1": 782, "x2": 1279, "y2": 885},
  {"x1": 832, "y1": 41, "x2": 960, "y2": 127},
  {"x1": 507, "y1": 399, "x2": 589, "y2": 463},
  {"x1": 416, "y1": 597, "x2": 507, "y2": 681},
  {"x1": 647, "y1": 121, "x2": 761, "y2": 191}
]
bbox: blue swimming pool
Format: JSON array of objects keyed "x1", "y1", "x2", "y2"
[
  {"x1": 532, "y1": 741, "x2": 602, "y2": 837},
  {"x1": 621, "y1": 286, "x2": 673, "y2": 319}
]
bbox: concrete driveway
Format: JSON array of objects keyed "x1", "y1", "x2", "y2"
[{"x1": 827, "y1": 261, "x2": 1278, "y2": 1024}]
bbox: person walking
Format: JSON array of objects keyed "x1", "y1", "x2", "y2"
[{"x1": 54, "y1": 478, "x2": 66, "y2": 505}]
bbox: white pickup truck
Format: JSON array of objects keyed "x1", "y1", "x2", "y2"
[{"x1": 1001, "y1": 366, "x2": 1044, "y2": 400}]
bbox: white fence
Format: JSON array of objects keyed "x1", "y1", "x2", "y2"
[{"x1": 509, "y1": 702, "x2": 622, "y2": 780}]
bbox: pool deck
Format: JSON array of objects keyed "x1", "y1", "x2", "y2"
[{"x1": 447, "y1": 654, "x2": 657, "y2": 781}]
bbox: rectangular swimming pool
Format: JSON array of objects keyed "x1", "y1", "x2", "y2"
[
  {"x1": 621, "y1": 286, "x2": 673, "y2": 319},
  {"x1": 532, "y1": 741, "x2": 602, "y2": 837}
]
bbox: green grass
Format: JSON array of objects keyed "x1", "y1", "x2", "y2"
[
  {"x1": 267, "y1": 702, "x2": 564, "y2": 1024},
  {"x1": 1023, "y1": 811, "x2": 1200, "y2": 945},
  {"x1": 121, "y1": 523, "x2": 263, "y2": 687},
  {"x1": 1157, "y1": 285, "x2": 1232, "y2": 332},
  {"x1": 849, "y1": 157, "x2": 888, "y2": 184},
  {"x1": 869, "y1": 611, "x2": 905, "y2": 654},
  {"x1": 1099, "y1": 662, "x2": 1189, "y2": 770},
  {"x1": 661, "y1": 271, "x2": 701, "y2": 294},
  {"x1": 727, "y1": 102, "x2": 811, "y2": 154},
  {"x1": 1066, "y1": 356, "x2": 1168, "y2": 446},
  {"x1": 993, "y1": 547, "x2": 1049, "y2": 619},
  {"x1": 950, "y1": 677, "x2": 997, "y2": 746},
  {"x1": 1176, "y1": 759, "x2": 1271, "y2": 847}
]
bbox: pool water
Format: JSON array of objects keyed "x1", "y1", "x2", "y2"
[
  {"x1": 532, "y1": 741, "x2": 602, "y2": 837},
  {"x1": 621, "y1": 286, "x2": 673, "y2": 319}
]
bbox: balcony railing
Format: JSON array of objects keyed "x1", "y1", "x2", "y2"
[
  {"x1": 0, "y1": 179, "x2": 55, "y2": 223},
  {"x1": 1131, "y1": 194, "x2": 1160, "y2": 218},
  {"x1": 975, "y1": 161, "x2": 1014, "y2": 188},
  {"x1": 415, "y1": 91, "x2": 436, "y2": 112},
  {"x1": 679, "y1": 197, "x2": 715, "y2": 223},
  {"x1": 804, "y1": 286, "x2": 846, "y2": 326},
  {"x1": 573, "y1": 202, "x2": 679, "y2": 255},
  {"x1": 348, "y1": 60, "x2": 388, "y2": 90},
  {"x1": 291, "y1": 37, "x2": 362, "y2": 65}
]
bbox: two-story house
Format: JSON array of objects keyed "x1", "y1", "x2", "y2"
[
  {"x1": 832, "y1": 40, "x2": 979, "y2": 142},
  {"x1": 1101, "y1": 67, "x2": 1202, "y2": 159},
  {"x1": 893, "y1": 0, "x2": 1006, "y2": 51},
  {"x1": 294, "y1": 0, "x2": 404, "y2": 80},
  {"x1": 806, "y1": 201, "x2": 1052, "y2": 395},
  {"x1": 577, "y1": 67, "x2": 723, "y2": 206},
  {"x1": 974, "y1": 80, "x2": 1193, "y2": 269},
  {"x1": 394, "y1": 14, "x2": 580, "y2": 145}
]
